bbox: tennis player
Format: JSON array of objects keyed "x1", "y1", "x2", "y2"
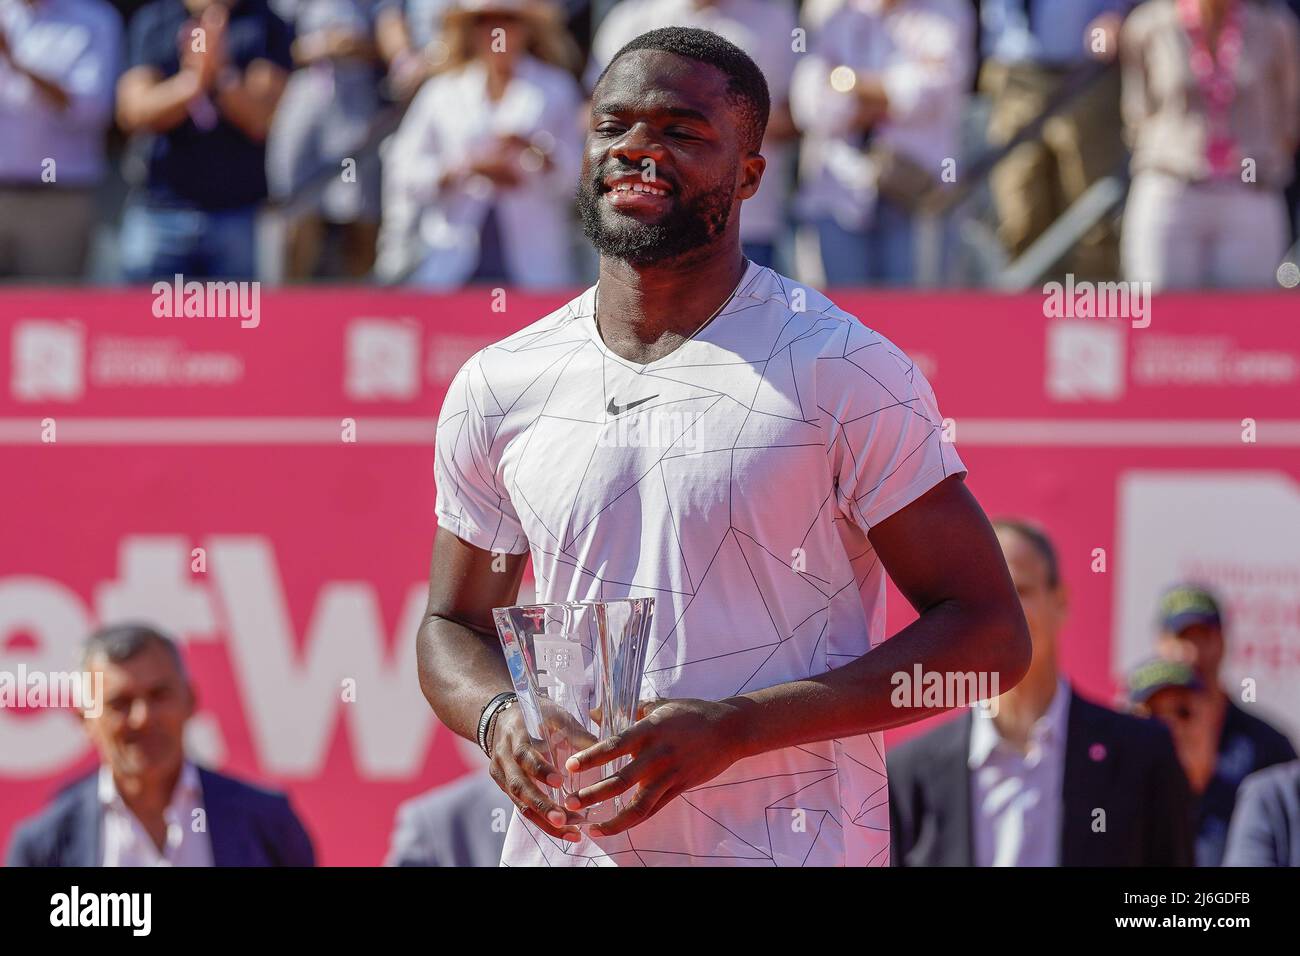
[{"x1": 418, "y1": 26, "x2": 1031, "y2": 866}]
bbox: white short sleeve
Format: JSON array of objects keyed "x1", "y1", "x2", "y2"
[
  {"x1": 434, "y1": 354, "x2": 530, "y2": 555},
  {"x1": 822, "y1": 321, "x2": 966, "y2": 532}
]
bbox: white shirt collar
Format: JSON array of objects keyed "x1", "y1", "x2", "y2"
[
  {"x1": 98, "y1": 760, "x2": 202, "y2": 811},
  {"x1": 98, "y1": 761, "x2": 213, "y2": 867},
  {"x1": 969, "y1": 678, "x2": 1072, "y2": 769},
  {"x1": 580, "y1": 256, "x2": 771, "y2": 320}
]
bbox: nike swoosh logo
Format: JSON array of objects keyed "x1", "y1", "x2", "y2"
[{"x1": 607, "y1": 394, "x2": 658, "y2": 416}]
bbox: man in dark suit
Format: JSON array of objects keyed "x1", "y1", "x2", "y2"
[
  {"x1": 889, "y1": 519, "x2": 1194, "y2": 866},
  {"x1": 6, "y1": 622, "x2": 314, "y2": 867}
]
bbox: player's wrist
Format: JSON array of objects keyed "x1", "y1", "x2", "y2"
[
  {"x1": 477, "y1": 691, "x2": 517, "y2": 756},
  {"x1": 485, "y1": 697, "x2": 517, "y2": 754},
  {"x1": 717, "y1": 696, "x2": 762, "y2": 761}
]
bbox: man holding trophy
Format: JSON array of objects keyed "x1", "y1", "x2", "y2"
[{"x1": 417, "y1": 27, "x2": 1031, "y2": 866}]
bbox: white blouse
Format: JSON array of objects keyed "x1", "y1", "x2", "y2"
[
  {"x1": 791, "y1": 0, "x2": 973, "y2": 229},
  {"x1": 381, "y1": 55, "x2": 585, "y2": 288}
]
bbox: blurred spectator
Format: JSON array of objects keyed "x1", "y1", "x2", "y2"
[
  {"x1": 377, "y1": 0, "x2": 582, "y2": 287},
  {"x1": 799, "y1": 0, "x2": 845, "y2": 31},
  {"x1": 0, "y1": 0, "x2": 121, "y2": 279},
  {"x1": 1119, "y1": 0, "x2": 1300, "y2": 289},
  {"x1": 1142, "y1": 583, "x2": 1297, "y2": 866},
  {"x1": 890, "y1": 520, "x2": 1194, "y2": 866},
  {"x1": 370, "y1": 0, "x2": 452, "y2": 98},
  {"x1": 980, "y1": 0, "x2": 1133, "y2": 280},
  {"x1": 266, "y1": 0, "x2": 390, "y2": 278},
  {"x1": 1126, "y1": 657, "x2": 1207, "y2": 778},
  {"x1": 1222, "y1": 760, "x2": 1300, "y2": 866},
  {"x1": 585, "y1": 0, "x2": 799, "y2": 269},
  {"x1": 116, "y1": 0, "x2": 293, "y2": 281},
  {"x1": 5, "y1": 623, "x2": 315, "y2": 867},
  {"x1": 385, "y1": 772, "x2": 511, "y2": 865},
  {"x1": 367, "y1": 0, "x2": 587, "y2": 100},
  {"x1": 399, "y1": 0, "x2": 452, "y2": 50},
  {"x1": 790, "y1": 0, "x2": 972, "y2": 285}
]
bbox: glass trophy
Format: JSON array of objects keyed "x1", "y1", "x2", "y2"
[{"x1": 492, "y1": 598, "x2": 654, "y2": 827}]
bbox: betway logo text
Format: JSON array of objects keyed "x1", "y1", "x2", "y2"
[{"x1": 0, "y1": 536, "x2": 435, "y2": 778}]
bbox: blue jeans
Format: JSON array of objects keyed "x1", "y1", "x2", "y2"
[
  {"x1": 815, "y1": 198, "x2": 917, "y2": 286},
  {"x1": 120, "y1": 203, "x2": 258, "y2": 282}
]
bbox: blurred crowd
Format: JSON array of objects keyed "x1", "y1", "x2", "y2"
[{"x1": 1, "y1": 0, "x2": 1299, "y2": 288}]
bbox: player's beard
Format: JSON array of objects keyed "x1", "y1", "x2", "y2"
[{"x1": 576, "y1": 162, "x2": 737, "y2": 266}]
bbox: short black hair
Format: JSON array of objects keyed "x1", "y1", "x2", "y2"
[
  {"x1": 594, "y1": 26, "x2": 770, "y2": 153},
  {"x1": 992, "y1": 518, "x2": 1061, "y2": 589},
  {"x1": 82, "y1": 622, "x2": 189, "y2": 683}
]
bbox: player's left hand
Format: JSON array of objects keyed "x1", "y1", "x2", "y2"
[{"x1": 563, "y1": 698, "x2": 748, "y2": 836}]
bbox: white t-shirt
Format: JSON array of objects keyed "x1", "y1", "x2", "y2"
[{"x1": 434, "y1": 259, "x2": 966, "y2": 866}]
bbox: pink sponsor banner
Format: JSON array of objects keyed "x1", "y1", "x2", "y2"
[{"x1": 1, "y1": 289, "x2": 1297, "y2": 865}]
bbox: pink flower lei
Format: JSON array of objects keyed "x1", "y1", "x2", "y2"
[{"x1": 1176, "y1": 0, "x2": 1245, "y2": 177}]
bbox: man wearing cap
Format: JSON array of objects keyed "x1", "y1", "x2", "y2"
[
  {"x1": 1127, "y1": 657, "x2": 1209, "y2": 801},
  {"x1": 1151, "y1": 585, "x2": 1297, "y2": 867}
]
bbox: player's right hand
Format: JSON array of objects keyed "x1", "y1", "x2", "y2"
[{"x1": 488, "y1": 706, "x2": 583, "y2": 842}]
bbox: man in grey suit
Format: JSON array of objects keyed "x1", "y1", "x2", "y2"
[
  {"x1": 1223, "y1": 760, "x2": 1300, "y2": 866},
  {"x1": 385, "y1": 771, "x2": 513, "y2": 867},
  {"x1": 889, "y1": 519, "x2": 1194, "y2": 866}
]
